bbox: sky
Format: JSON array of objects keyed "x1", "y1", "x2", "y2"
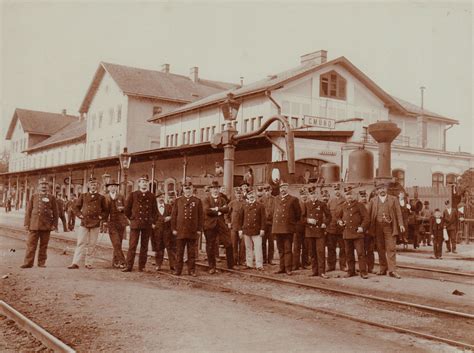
[{"x1": 0, "y1": 0, "x2": 472, "y2": 153}]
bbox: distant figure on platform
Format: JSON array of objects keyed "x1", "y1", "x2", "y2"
[
  {"x1": 56, "y1": 193, "x2": 68, "y2": 232},
  {"x1": 68, "y1": 177, "x2": 108, "y2": 270},
  {"x1": 272, "y1": 182, "x2": 301, "y2": 275},
  {"x1": 21, "y1": 178, "x2": 58, "y2": 268},
  {"x1": 419, "y1": 201, "x2": 432, "y2": 246},
  {"x1": 5, "y1": 196, "x2": 12, "y2": 213},
  {"x1": 430, "y1": 208, "x2": 445, "y2": 259},
  {"x1": 367, "y1": 183, "x2": 404, "y2": 279},
  {"x1": 122, "y1": 175, "x2": 158, "y2": 272},
  {"x1": 443, "y1": 200, "x2": 458, "y2": 253},
  {"x1": 154, "y1": 191, "x2": 176, "y2": 271},
  {"x1": 66, "y1": 194, "x2": 77, "y2": 231},
  {"x1": 215, "y1": 162, "x2": 224, "y2": 177},
  {"x1": 398, "y1": 191, "x2": 410, "y2": 248},
  {"x1": 171, "y1": 181, "x2": 203, "y2": 276},
  {"x1": 203, "y1": 181, "x2": 234, "y2": 273},
  {"x1": 244, "y1": 167, "x2": 254, "y2": 187},
  {"x1": 104, "y1": 180, "x2": 128, "y2": 269}
]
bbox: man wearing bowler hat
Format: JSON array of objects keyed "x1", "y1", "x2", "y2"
[
  {"x1": 272, "y1": 182, "x2": 301, "y2": 275},
  {"x1": 68, "y1": 176, "x2": 108, "y2": 269},
  {"x1": 122, "y1": 175, "x2": 158, "y2": 272},
  {"x1": 104, "y1": 179, "x2": 128, "y2": 268},
  {"x1": 203, "y1": 180, "x2": 234, "y2": 273},
  {"x1": 443, "y1": 200, "x2": 459, "y2": 253},
  {"x1": 171, "y1": 181, "x2": 203, "y2": 276},
  {"x1": 367, "y1": 182, "x2": 404, "y2": 279},
  {"x1": 21, "y1": 177, "x2": 59, "y2": 268}
]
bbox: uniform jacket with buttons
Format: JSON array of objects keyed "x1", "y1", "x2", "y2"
[
  {"x1": 228, "y1": 199, "x2": 245, "y2": 231},
  {"x1": 442, "y1": 208, "x2": 458, "y2": 231},
  {"x1": 303, "y1": 200, "x2": 331, "y2": 238},
  {"x1": 326, "y1": 196, "x2": 345, "y2": 235},
  {"x1": 74, "y1": 192, "x2": 108, "y2": 228},
  {"x1": 271, "y1": 194, "x2": 301, "y2": 234},
  {"x1": 105, "y1": 193, "x2": 128, "y2": 228},
  {"x1": 155, "y1": 202, "x2": 173, "y2": 234},
  {"x1": 238, "y1": 201, "x2": 266, "y2": 236},
  {"x1": 24, "y1": 193, "x2": 59, "y2": 231},
  {"x1": 171, "y1": 195, "x2": 203, "y2": 239},
  {"x1": 125, "y1": 190, "x2": 158, "y2": 229},
  {"x1": 336, "y1": 200, "x2": 369, "y2": 239},
  {"x1": 203, "y1": 195, "x2": 229, "y2": 231}
]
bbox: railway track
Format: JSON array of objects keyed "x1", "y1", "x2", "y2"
[
  {"x1": 0, "y1": 300, "x2": 75, "y2": 353},
  {"x1": 2, "y1": 226, "x2": 474, "y2": 350}
]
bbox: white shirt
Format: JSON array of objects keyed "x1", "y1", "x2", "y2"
[
  {"x1": 378, "y1": 195, "x2": 387, "y2": 203},
  {"x1": 109, "y1": 192, "x2": 116, "y2": 200},
  {"x1": 158, "y1": 204, "x2": 165, "y2": 215},
  {"x1": 446, "y1": 208, "x2": 452, "y2": 215}
]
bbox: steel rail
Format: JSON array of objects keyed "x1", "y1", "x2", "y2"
[
  {"x1": 155, "y1": 271, "x2": 474, "y2": 351},
  {"x1": 0, "y1": 300, "x2": 76, "y2": 353}
]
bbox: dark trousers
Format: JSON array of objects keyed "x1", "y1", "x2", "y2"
[
  {"x1": 292, "y1": 230, "x2": 308, "y2": 270},
  {"x1": 375, "y1": 223, "x2": 397, "y2": 273},
  {"x1": 154, "y1": 229, "x2": 176, "y2": 269},
  {"x1": 445, "y1": 229, "x2": 457, "y2": 252},
  {"x1": 434, "y1": 235, "x2": 443, "y2": 258},
  {"x1": 23, "y1": 230, "x2": 50, "y2": 266},
  {"x1": 275, "y1": 233, "x2": 293, "y2": 272},
  {"x1": 67, "y1": 211, "x2": 76, "y2": 231},
  {"x1": 326, "y1": 233, "x2": 346, "y2": 270},
  {"x1": 345, "y1": 238, "x2": 367, "y2": 276},
  {"x1": 58, "y1": 212, "x2": 68, "y2": 232},
  {"x1": 126, "y1": 228, "x2": 152, "y2": 270},
  {"x1": 262, "y1": 224, "x2": 274, "y2": 263},
  {"x1": 408, "y1": 224, "x2": 419, "y2": 249},
  {"x1": 205, "y1": 226, "x2": 234, "y2": 269},
  {"x1": 108, "y1": 224, "x2": 126, "y2": 266},
  {"x1": 231, "y1": 229, "x2": 246, "y2": 265},
  {"x1": 307, "y1": 236, "x2": 326, "y2": 275},
  {"x1": 364, "y1": 235, "x2": 375, "y2": 273},
  {"x1": 176, "y1": 238, "x2": 197, "y2": 274}
]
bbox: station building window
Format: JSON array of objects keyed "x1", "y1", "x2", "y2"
[
  {"x1": 432, "y1": 173, "x2": 444, "y2": 188},
  {"x1": 320, "y1": 70, "x2": 346, "y2": 100},
  {"x1": 392, "y1": 169, "x2": 405, "y2": 187}
]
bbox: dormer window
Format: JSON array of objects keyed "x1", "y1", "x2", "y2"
[{"x1": 320, "y1": 70, "x2": 346, "y2": 100}]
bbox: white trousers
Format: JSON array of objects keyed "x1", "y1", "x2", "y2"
[
  {"x1": 244, "y1": 234, "x2": 263, "y2": 269},
  {"x1": 72, "y1": 226, "x2": 99, "y2": 266}
]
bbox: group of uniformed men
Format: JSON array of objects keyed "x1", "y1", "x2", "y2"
[{"x1": 21, "y1": 173, "x2": 416, "y2": 280}]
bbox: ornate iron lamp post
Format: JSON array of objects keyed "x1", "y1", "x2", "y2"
[
  {"x1": 119, "y1": 147, "x2": 132, "y2": 197},
  {"x1": 212, "y1": 93, "x2": 295, "y2": 196}
]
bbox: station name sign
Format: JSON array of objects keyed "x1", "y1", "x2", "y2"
[{"x1": 303, "y1": 115, "x2": 336, "y2": 129}]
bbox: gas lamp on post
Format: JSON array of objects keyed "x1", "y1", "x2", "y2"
[{"x1": 119, "y1": 147, "x2": 132, "y2": 197}]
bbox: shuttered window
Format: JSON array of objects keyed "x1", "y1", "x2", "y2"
[{"x1": 320, "y1": 70, "x2": 346, "y2": 100}]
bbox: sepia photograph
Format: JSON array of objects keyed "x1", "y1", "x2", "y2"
[{"x1": 0, "y1": 0, "x2": 473, "y2": 352}]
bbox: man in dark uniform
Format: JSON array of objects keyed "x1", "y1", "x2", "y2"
[
  {"x1": 21, "y1": 177, "x2": 58, "y2": 268},
  {"x1": 293, "y1": 187, "x2": 308, "y2": 270},
  {"x1": 66, "y1": 194, "x2": 77, "y2": 231},
  {"x1": 443, "y1": 200, "x2": 459, "y2": 253},
  {"x1": 337, "y1": 187, "x2": 370, "y2": 279},
  {"x1": 171, "y1": 181, "x2": 203, "y2": 276},
  {"x1": 304, "y1": 187, "x2": 331, "y2": 278},
  {"x1": 228, "y1": 187, "x2": 246, "y2": 267},
  {"x1": 104, "y1": 179, "x2": 128, "y2": 269},
  {"x1": 56, "y1": 194, "x2": 68, "y2": 232},
  {"x1": 68, "y1": 177, "x2": 108, "y2": 269},
  {"x1": 122, "y1": 175, "x2": 158, "y2": 272},
  {"x1": 203, "y1": 181, "x2": 234, "y2": 273},
  {"x1": 154, "y1": 190, "x2": 176, "y2": 271},
  {"x1": 272, "y1": 182, "x2": 301, "y2": 275},
  {"x1": 326, "y1": 184, "x2": 346, "y2": 272},
  {"x1": 358, "y1": 190, "x2": 375, "y2": 273},
  {"x1": 261, "y1": 184, "x2": 275, "y2": 264},
  {"x1": 367, "y1": 183, "x2": 404, "y2": 279}
]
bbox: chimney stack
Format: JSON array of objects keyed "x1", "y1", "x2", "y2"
[
  {"x1": 161, "y1": 63, "x2": 170, "y2": 73},
  {"x1": 62, "y1": 109, "x2": 67, "y2": 115},
  {"x1": 300, "y1": 50, "x2": 327, "y2": 65},
  {"x1": 368, "y1": 121, "x2": 401, "y2": 180},
  {"x1": 190, "y1": 67, "x2": 199, "y2": 82}
]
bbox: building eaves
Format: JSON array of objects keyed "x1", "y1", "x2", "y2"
[{"x1": 391, "y1": 96, "x2": 459, "y2": 124}]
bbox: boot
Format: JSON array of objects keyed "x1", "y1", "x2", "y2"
[{"x1": 226, "y1": 247, "x2": 235, "y2": 269}]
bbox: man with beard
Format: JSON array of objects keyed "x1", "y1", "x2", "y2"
[
  {"x1": 367, "y1": 183, "x2": 404, "y2": 279},
  {"x1": 203, "y1": 181, "x2": 234, "y2": 273},
  {"x1": 443, "y1": 200, "x2": 459, "y2": 254},
  {"x1": 122, "y1": 175, "x2": 158, "y2": 272},
  {"x1": 171, "y1": 182, "x2": 203, "y2": 276},
  {"x1": 154, "y1": 191, "x2": 176, "y2": 271},
  {"x1": 272, "y1": 182, "x2": 301, "y2": 275},
  {"x1": 326, "y1": 184, "x2": 346, "y2": 272},
  {"x1": 228, "y1": 187, "x2": 246, "y2": 267},
  {"x1": 21, "y1": 178, "x2": 58, "y2": 268}
]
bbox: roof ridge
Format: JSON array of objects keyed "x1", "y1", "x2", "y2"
[{"x1": 101, "y1": 61, "x2": 190, "y2": 80}]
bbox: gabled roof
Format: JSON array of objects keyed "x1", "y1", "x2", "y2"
[
  {"x1": 150, "y1": 56, "x2": 457, "y2": 125},
  {"x1": 25, "y1": 119, "x2": 86, "y2": 152},
  {"x1": 391, "y1": 96, "x2": 458, "y2": 124},
  {"x1": 6, "y1": 108, "x2": 79, "y2": 140},
  {"x1": 79, "y1": 62, "x2": 237, "y2": 113}
]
